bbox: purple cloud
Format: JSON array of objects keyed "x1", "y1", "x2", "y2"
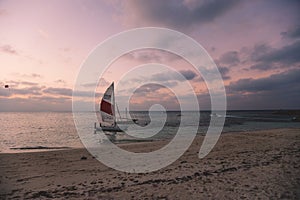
[
  {"x1": 122, "y1": 0, "x2": 240, "y2": 29},
  {"x1": 218, "y1": 51, "x2": 240, "y2": 66}
]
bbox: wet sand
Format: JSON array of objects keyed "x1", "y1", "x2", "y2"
[{"x1": 0, "y1": 128, "x2": 299, "y2": 199}]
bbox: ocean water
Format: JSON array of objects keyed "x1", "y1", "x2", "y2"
[{"x1": 0, "y1": 111, "x2": 299, "y2": 153}]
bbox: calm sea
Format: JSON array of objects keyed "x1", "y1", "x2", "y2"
[{"x1": 0, "y1": 111, "x2": 299, "y2": 153}]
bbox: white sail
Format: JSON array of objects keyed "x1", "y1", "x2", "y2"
[{"x1": 100, "y1": 82, "x2": 115, "y2": 127}]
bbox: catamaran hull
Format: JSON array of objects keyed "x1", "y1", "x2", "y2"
[
  {"x1": 98, "y1": 126, "x2": 124, "y2": 132},
  {"x1": 94, "y1": 122, "x2": 127, "y2": 132}
]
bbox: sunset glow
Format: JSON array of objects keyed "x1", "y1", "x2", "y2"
[{"x1": 0, "y1": 0, "x2": 299, "y2": 111}]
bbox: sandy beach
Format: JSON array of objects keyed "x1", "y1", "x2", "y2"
[{"x1": 0, "y1": 128, "x2": 299, "y2": 199}]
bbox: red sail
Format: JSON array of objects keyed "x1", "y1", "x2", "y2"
[{"x1": 100, "y1": 100, "x2": 113, "y2": 115}]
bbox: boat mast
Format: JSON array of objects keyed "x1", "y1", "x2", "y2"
[
  {"x1": 112, "y1": 82, "x2": 116, "y2": 125},
  {"x1": 116, "y1": 103, "x2": 122, "y2": 120}
]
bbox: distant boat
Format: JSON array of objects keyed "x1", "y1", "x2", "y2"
[{"x1": 210, "y1": 113, "x2": 222, "y2": 118}]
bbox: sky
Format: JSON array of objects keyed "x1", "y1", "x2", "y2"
[{"x1": 0, "y1": 0, "x2": 299, "y2": 111}]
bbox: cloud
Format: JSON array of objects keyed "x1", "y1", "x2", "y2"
[
  {"x1": 180, "y1": 70, "x2": 197, "y2": 80},
  {"x1": 129, "y1": 84, "x2": 180, "y2": 110},
  {"x1": 14, "y1": 86, "x2": 43, "y2": 95},
  {"x1": 128, "y1": 50, "x2": 162, "y2": 62},
  {"x1": 226, "y1": 68, "x2": 300, "y2": 109},
  {"x1": 133, "y1": 83, "x2": 164, "y2": 95},
  {"x1": 11, "y1": 73, "x2": 43, "y2": 79},
  {"x1": 0, "y1": 97, "x2": 72, "y2": 112},
  {"x1": 250, "y1": 63, "x2": 272, "y2": 71},
  {"x1": 31, "y1": 96, "x2": 71, "y2": 103},
  {"x1": 43, "y1": 87, "x2": 73, "y2": 96},
  {"x1": 249, "y1": 41, "x2": 300, "y2": 71},
  {"x1": 152, "y1": 69, "x2": 198, "y2": 82},
  {"x1": 126, "y1": 49, "x2": 182, "y2": 63},
  {"x1": 0, "y1": 88, "x2": 10, "y2": 97},
  {"x1": 228, "y1": 68, "x2": 300, "y2": 93},
  {"x1": 55, "y1": 79, "x2": 66, "y2": 84},
  {"x1": 218, "y1": 66, "x2": 231, "y2": 80},
  {"x1": 28, "y1": 73, "x2": 42, "y2": 78},
  {"x1": 0, "y1": 44, "x2": 18, "y2": 55},
  {"x1": 0, "y1": 86, "x2": 43, "y2": 97},
  {"x1": 252, "y1": 41, "x2": 300, "y2": 67},
  {"x1": 218, "y1": 51, "x2": 240, "y2": 66},
  {"x1": 122, "y1": 0, "x2": 240, "y2": 29},
  {"x1": 162, "y1": 81, "x2": 178, "y2": 88},
  {"x1": 281, "y1": 26, "x2": 300, "y2": 39},
  {"x1": 250, "y1": 43, "x2": 273, "y2": 62},
  {"x1": 81, "y1": 78, "x2": 110, "y2": 88},
  {"x1": 254, "y1": 40, "x2": 300, "y2": 65},
  {"x1": 1, "y1": 79, "x2": 102, "y2": 99},
  {"x1": 43, "y1": 87, "x2": 102, "y2": 98},
  {"x1": 5, "y1": 80, "x2": 39, "y2": 87}
]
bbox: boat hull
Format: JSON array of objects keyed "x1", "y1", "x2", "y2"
[{"x1": 94, "y1": 122, "x2": 127, "y2": 132}]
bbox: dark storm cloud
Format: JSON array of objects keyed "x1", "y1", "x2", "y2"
[
  {"x1": 254, "y1": 40, "x2": 300, "y2": 65},
  {"x1": 249, "y1": 41, "x2": 300, "y2": 71},
  {"x1": 125, "y1": 0, "x2": 240, "y2": 28},
  {"x1": 226, "y1": 68, "x2": 300, "y2": 109},
  {"x1": 228, "y1": 68, "x2": 300, "y2": 93},
  {"x1": 250, "y1": 41, "x2": 300, "y2": 70}
]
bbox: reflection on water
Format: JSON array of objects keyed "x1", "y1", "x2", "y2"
[{"x1": 0, "y1": 111, "x2": 299, "y2": 153}]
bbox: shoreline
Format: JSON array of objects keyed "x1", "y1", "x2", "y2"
[
  {"x1": 1, "y1": 128, "x2": 299, "y2": 199},
  {"x1": 2, "y1": 127, "x2": 300, "y2": 155}
]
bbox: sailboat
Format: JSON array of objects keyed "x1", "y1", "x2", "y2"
[
  {"x1": 94, "y1": 82, "x2": 128, "y2": 133},
  {"x1": 116, "y1": 107, "x2": 138, "y2": 124}
]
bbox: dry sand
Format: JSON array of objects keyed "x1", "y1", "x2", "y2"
[{"x1": 0, "y1": 128, "x2": 299, "y2": 199}]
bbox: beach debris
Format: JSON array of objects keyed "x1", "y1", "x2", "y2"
[
  {"x1": 81, "y1": 156, "x2": 87, "y2": 160},
  {"x1": 10, "y1": 146, "x2": 69, "y2": 150}
]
